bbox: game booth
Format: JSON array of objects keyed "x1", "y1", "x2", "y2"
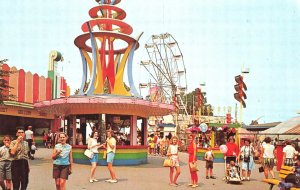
[{"x1": 192, "y1": 122, "x2": 241, "y2": 163}]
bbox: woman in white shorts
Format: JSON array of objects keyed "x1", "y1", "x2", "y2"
[{"x1": 167, "y1": 136, "x2": 181, "y2": 187}]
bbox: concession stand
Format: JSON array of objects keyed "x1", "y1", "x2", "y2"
[{"x1": 193, "y1": 116, "x2": 241, "y2": 163}]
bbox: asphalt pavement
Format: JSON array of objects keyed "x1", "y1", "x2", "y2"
[{"x1": 26, "y1": 148, "x2": 275, "y2": 190}]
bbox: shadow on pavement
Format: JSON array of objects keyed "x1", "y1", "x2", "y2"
[
  {"x1": 91, "y1": 178, "x2": 128, "y2": 183},
  {"x1": 133, "y1": 156, "x2": 187, "y2": 168}
]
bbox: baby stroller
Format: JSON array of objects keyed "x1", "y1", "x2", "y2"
[{"x1": 224, "y1": 157, "x2": 242, "y2": 184}]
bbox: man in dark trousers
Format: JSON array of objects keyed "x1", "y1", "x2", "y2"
[
  {"x1": 25, "y1": 125, "x2": 34, "y2": 160},
  {"x1": 10, "y1": 127, "x2": 30, "y2": 190}
]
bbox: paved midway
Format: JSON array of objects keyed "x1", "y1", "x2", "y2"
[{"x1": 27, "y1": 148, "x2": 273, "y2": 190}]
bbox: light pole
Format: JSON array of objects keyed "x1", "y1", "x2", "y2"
[
  {"x1": 239, "y1": 68, "x2": 250, "y2": 124},
  {"x1": 235, "y1": 67, "x2": 249, "y2": 149}
]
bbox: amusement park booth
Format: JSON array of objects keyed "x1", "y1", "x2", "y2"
[
  {"x1": 0, "y1": 51, "x2": 69, "y2": 145},
  {"x1": 195, "y1": 122, "x2": 241, "y2": 163}
]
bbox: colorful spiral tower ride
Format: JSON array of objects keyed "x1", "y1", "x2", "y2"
[
  {"x1": 35, "y1": 0, "x2": 175, "y2": 166},
  {"x1": 74, "y1": 0, "x2": 141, "y2": 97}
]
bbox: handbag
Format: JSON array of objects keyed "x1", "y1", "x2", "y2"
[
  {"x1": 258, "y1": 166, "x2": 264, "y2": 173},
  {"x1": 243, "y1": 156, "x2": 250, "y2": 163},
  {"x1": 31, "y1": 144, "x2": 37, "y2": 150},
  {"x1": 163, "y1": 158, "x2": 173, "y2": 167},
  {"x1": 84, "y1": 149, "x2": 94, "y2": 159},
  {"x1": 189, "y1": 162, "x2": 199, "y2": 172}
]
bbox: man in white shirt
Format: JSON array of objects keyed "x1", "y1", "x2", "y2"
[
  {"x1": 25, "y1": 126, "x2": 34, "y2": 160},
  {"x1": 283, "y1": 140, "x2": 296, "y2": 166}
]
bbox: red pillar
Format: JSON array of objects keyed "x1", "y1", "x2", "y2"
[
  {"x1": 276, "y1": 144, "x2": 284, "y2": 171},
  {"x1": 52, "y1": 118, "x2": 61, "y2": 132}
]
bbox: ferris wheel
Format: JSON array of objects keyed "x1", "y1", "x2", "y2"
[{"x1": 140, "y1": 33, "x2": 188, "y2": 114}]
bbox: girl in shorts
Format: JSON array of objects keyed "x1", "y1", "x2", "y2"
[
  {"x1": 52, "y1": 133, "x2": 73, "y2": 190},
  {"x1": 87, "y1": 131, "x2": 104, "y2": 183},
  {"x1": 167, "y1": 136, "x2": 181, "y2": 187},
  {"x1": 104, "y1": 130, "x2": 117, "y2": 183}
]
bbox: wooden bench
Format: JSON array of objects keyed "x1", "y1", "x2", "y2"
[{"x1": 263, "y1": 166, "x2": 300, "y2": 190}]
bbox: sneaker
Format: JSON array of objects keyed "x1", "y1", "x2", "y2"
[
  {"x1": 247, "y1": 177, "x2": 250, "y2": 181},
  {"x1": 206, "y1": 176, "x2": 209, "y2": 179},
  {"x1": 89, "y1": 179, "x2": 94, "y2": 183},
  {"x1": 109, "y1": 179, "x2": 118, "y2": 183},
  {"x1": 188, "y1": 183, "x2": 193, "y2": 186},
  {"x1": 93, "y1": 179, "x2": 99, "y2": 182},
  {"x1": 105, "y1": 179, "x2": 113, "y2": 182},
  {"x1": 170, "y1": 183, "x2": 178, "y2": 187},
  {"x1": 210, "y1": 176, "x2": 216, "y2": 179},
  {"x1": 192, "y1": 184, "x2": 197, "y2": 188}
]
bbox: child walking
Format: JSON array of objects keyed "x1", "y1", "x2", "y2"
[
  {"x1": 205, "y1": 145, "x2": 216, "y2": 179},
  {"x1": 31, "y1": 141, "x2": 37, "y2": 160},
  {"x1": 0, "y1": 135, "x2": 12, "y2": 190}
]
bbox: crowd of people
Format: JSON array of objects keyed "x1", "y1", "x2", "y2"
[
  {"x1": 146, "y1": 132, "x2": 175, "y2": 156},
  {"x1": 43, "y1": 129, "x2": 65, "y2": 149},
  {"x1": 2, "y1": 125, "x2": 300, "y2": 189},
  {"x1": 161, "y1": 133, "x2": 300, "y2": 188},
  {"x1": 0, "y1": 125, "x2": 118, "y2": 190}
]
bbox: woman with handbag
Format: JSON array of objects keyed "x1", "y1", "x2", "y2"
[
  {"x1": 167, "y1": 136, "x2": 181, "y2": 187},
  {"x1": 260, "y1": 137, "x2": 276, "y2": 179},
  {"x1": 87, "y1": 131, "x2": 103, "y2": 183},
  {"x1": 187, "y1": 134, "x2": 198, "y2": 188},
  {"x1": 52, "y1": 132, "x2": 73, "y2": 190},
  {"x1": 239, "y1": 139, "x2": 255, "y2": 181}
]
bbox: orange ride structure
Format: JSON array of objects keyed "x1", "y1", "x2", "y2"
[{"x1": 35, "y1": 0, "x2": 175, "y2": 165}]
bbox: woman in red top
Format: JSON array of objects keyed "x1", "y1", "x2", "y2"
[
  {"x1": 225, "y1": 136, "x2": 239, "y2": 165},
  {"x1": 187, "y1": 134, "x2": 198, "y2": 188}
]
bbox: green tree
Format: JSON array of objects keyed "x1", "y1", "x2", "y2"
[
  {"x1": 181, "y1": 89, "x2": 213, "y2": 116},
  {"x1": 0, "y1": 59, "x2": 15, "y2": 104},
  {"x1": 182, "y1": 91, "x2": 194, "y2": 115}
]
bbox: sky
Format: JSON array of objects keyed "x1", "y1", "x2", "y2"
[{"x1": 1, "y1": 0, "x2": 300, "y2": 124}]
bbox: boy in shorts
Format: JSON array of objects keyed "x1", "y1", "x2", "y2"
[
  {"x1": 0, "y1": 135, "x2": 12, "y2": 190},
  {"x1": 205, "y1": 145, "x2": 216, "y2": 179}
]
